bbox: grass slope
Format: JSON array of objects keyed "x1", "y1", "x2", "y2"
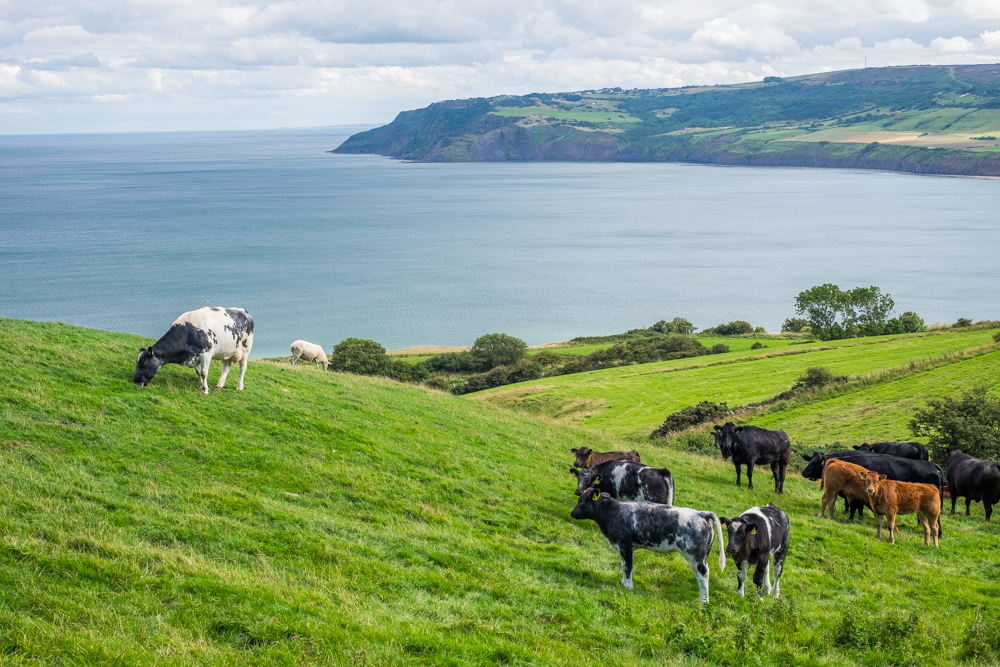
[
  {"x1": 473, "y1": 329, "x2": 999, "y2": 438},
  {"x1": 2, "y1": 318, "x2": 1000, "y2": 666}
]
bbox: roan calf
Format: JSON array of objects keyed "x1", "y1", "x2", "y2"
[
  {"x1": 571, "y1": 488, "x2": 724, "y2": 603},
  {"x1": 862, "y1": 473, "x2": 941, "y2": 546},
  {"x1": 818, "y1": 459, "x2": 873, "y2": 521},
  {"x1": 719, "y1": 504, "x2": 790, "y2": 598},
  {"x1": 571, "y1": 446, "x2": 640, "y2": 469},
  {"x1": 570, "y1": 460, "x2": 675, "y2": 505}
]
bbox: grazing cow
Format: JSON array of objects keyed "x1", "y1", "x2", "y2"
[
  {"x1": 571, "y1": 446, "x2": 640, "y2": 469},
  {"x1": 713, "y1": 422, "x2": 791, "y2": 492},
  {"x1": 719, "y1": 504, "x2": 790, "y2": 598},
  {"x1": 817, "y1": 459, "x2": 873, "y2": 520},
  {"x1": 946, "y1": 450, "x2": 1000, "y2": 521},
  {"x1": 290, "y1": 340, "x2": 328, "y2": 370},
  {"x1": 570, "y1": 461, "x2": 675, "y2": 505},
  {"x1": 570, "y1": 487, "x2": 725, "y2": 603},
  {"x1": 133, "y1": 307, "x2": 254, "y2": 395},
  {"x1": 801, "y1": 451, "x2": 945, "y2": 515},
  {"x1": 861, "y1": 473, "x2": 941, "y2": 546},
  {"x1": 853, "y1": 441, "x2": 929, "y2": 461}
]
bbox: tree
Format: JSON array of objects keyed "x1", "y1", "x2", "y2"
[
  {"x1": 896, "y1": 311, "x2": 925, "y2": 334},
  {"x1": 328, "y1": 338, "x2": 392, "y2": 376},
  {"x1": 794, "y1": 284, "x2": 848, "y2": 340},
  {"x1": 848, "y1": 286, "x2": 895, "y2": 336},
  {"x1": 910, "y1": 386, "x2": 1000, "y2": 463},
  {"x1": 470, "y1": 333, "x2": 527, "y2": 370},
  {"x1": 651, "y1": 317, "x2": 695, "y2": 335},
  {"x1": 710, "y1": 321, "x2": 753, "y2": 336},
  {"x1": 781, "y1": 317, "x2": 809, "y2": 333}
]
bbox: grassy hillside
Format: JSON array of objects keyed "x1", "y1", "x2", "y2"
[
  {"x1": 473, "y1": 328, "x2": 1000, "y2": 439},
  {"x1": 2, "y1": 318, "x2": 1000, "y2": 666},
  {"x1": 333, "y1": 65, "x2": 1000, "y2": 176}
]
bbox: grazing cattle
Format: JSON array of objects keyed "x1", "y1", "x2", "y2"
[
  {"x1": 570, "y1": 461, "x2": 675, "y2": 505},
  {"x1": 861, "y1": 473, "x2": 941, "y2": 546},
  {"x1": 801, "y1": 451, "x2": 944, "y2": 514},
  {"x1": 946, "y1": 450, "x2": 1000, "y2": 521},
  {"x1": 290, "y1": 340, "x2": 329, "y2": 370},
  {"x1": 817, "y1": 459, "x2": 873, "y2": 520},
  {"x1": 853, "y1": 441, "x2": 929, "y2": 461},
  {"x1": 570, "y1": 487, "x2": 725, "y2": 603},
  {"x1": 713, "y1": 422, "x2": 791, "y2": 492},
  {"x1": 133, "y1": 307, "x2": 254, "y2": 395},
  {"x1": 571, "y1": 446, "x2": 640, "y2": 469},
  {"x1": 719, "y1": 504, "x2": 790, "y2": 598}
]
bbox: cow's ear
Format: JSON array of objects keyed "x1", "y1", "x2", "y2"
[
  {"x1": 801, "y1": 453, "x2": 811, "y2": 461},
  {"x1": 593, "y1": 475, "x2": 602, "y2": 485},
  {"x1": 569, "y1": 467, "x2": 579, "y2": 477},
  {"x1": 713, "y1": 424, "x2": 722, "y2": 431},
  {"x1": 571, "y1": 448, "x2": 578, "y2": 454},
  {"x1": 719, "y1": 517, "x2": 731, "y2": 526},
  {"x1": 879, "y1": 474, "x2": 887, "y2": 481},
  {"x1": 735, "y1": 426, "x2": 744, "y2": 433},
  {"x1": 852, "y1": 445, "x2": 859, "y2": 450},
  {"x1": 147, "y1": 347, "x2": 155, "y2": 357}
]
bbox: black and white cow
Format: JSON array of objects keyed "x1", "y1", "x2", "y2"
[
  {"x1": 713, "y1": 422, "x2": 792, "y2": 492},
  {"x1": 719, "y1": 504, "x2": 790, "y2": 598},
  {"x1": 853, "y1": 441, "x2": 929, "y2": 461},
  {"x1": 133, "y1": 307, "x2": 255, "y2": 394},
  {"x1": 570, "y1": 487, "x2": 725, "y2": 603},
  {"x1": 570, "y1": 460, "x2": 675, "y2": 505},
  {"x1": 946, "y1": 450, "x2": 1000, "y2": 521}
]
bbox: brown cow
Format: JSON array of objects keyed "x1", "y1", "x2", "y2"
[
  {"x1": 571, "y1": 446, "x2": 640, "y2": 469},
  {"x1": 818, "y1": 459, "x2": 873, "y2": 520},
  {"x1": 862, "y1": 472, "x2": 941, "y2": 547}
]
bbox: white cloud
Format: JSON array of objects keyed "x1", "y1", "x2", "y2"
[{"x1": 2, "y1": 0, "x2": 1000, "y2": 133}]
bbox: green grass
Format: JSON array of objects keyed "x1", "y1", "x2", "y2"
[
  {"x1": 491, "y1": 107, "x2": 641, "y2": 123},
  {"x1": 472, "y1": 329, "x2": 1000, "y2": 438},
  {"x1": 4, "y1": 317, "x2": 1000, "y2": 666}
]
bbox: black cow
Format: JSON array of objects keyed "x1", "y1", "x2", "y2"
[
  {"x1": 570, "y1": 487, "x2": 725, "y2": 603},
  {"x1": 713, "y1": 422, "x2": 791, "y2": 492},
  {"x1": 570, "y1": 461, "x2": 675, "y2": 505},
  {"x1": 946, "y1": 450, "x2": 1000, "y2": 521},
  {"x1": 719, "y1": 504, "x2": 790, "y2": 598},
  {"x1": 853, "y1": 441, "x2": 928, "y2": 461},
  {"x1": 801, "y1": 451, "x2": 945, "y2": 526}
]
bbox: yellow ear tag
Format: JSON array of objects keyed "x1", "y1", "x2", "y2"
[
  {"x1": 592, "y1": 491, "x2": 600, "y2": 501},
  {"x1": 821, "y1": 459, "x2": 827, "y2": 467},
  {"x1": 750, "y1": 526, "x2": 757, "y2": 534}
]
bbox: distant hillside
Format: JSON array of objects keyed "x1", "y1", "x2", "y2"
[{"x1": 333, "y1": 65, "x2": 1000, "y2": 176}]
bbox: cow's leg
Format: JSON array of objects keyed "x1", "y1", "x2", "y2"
[
  {"x1": 950, "y1": 494, "x2": 957, "y2": 515},
  {"x1": 965, "y1": 497, "x2": 972, "y2": 517},
  {"x1": 842, "y1": 494, "x2": 849, "y2": 514},
  {"x1": 291, "y1": 356, "x2": 298, "y2": 366},
  {"x1": 196, "y1": 354, "x2": 211, "y2": 394},
  {"x1": 875, "y1": 513, "x2": 884, "y2": 539},
  {"x1": 820, "y1": 489, "x2": 834, "y2": 519},
  {"x1": 919, "y1": 514, "x2": 930, "y2": 545},
  {"x1": 746, "y1": 462, "x2": 755, "y2": 491},
  {"x1": 237, "y1": 356, "x2": 248, "y2": 391},
  {"x1": 734, "y1": 463, "x2": 742, "y2": 488},
  {"x1": 753, "y1": 557, "x2": 772, "y2": 596},
  {"x1": 619, "y1": 544, "x2": 634, "y2": 590},
  {"x1": 686, "y1": 555, "x2": 710, "y2": 604},
  {"x1": 772, "y1": 553, "x2": 785, "y2": 598},
  {"x1": 778, "y1": 461, "x2": 787, "y2": 493},
  {"x1": 216, "y1": 360, "x2": 232, "y2": 389},
  {"x1": 986, "y1": 502, "x2": 994, "y2": 522},
  {"x1": 887, "y1": 513, "x2": 897, "y2": 544},
  {"x1": 771, "y1": 462, "x2": 780, "y2": 493},
  {"x1": 736, "y1": 558, "x2": 748, "y2": 597},
  {"x1": 933, "y1": 517, "x2": 940, "y2": 547}
]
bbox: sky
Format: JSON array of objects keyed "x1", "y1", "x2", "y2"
[{"x1": 3, "y1": 0, "x2": 1000, "y2": 134}]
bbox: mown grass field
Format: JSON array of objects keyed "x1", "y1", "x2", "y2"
[
  {"x1": 2, "y1": 318, "x2": 1000, "y2": 666},
  {"x1": 472, "y1": 329, "x2": 1000, "y2": 439}
]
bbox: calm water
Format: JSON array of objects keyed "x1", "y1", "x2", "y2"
[{"x1": 1, "y1": 127, "x2": 999, "y2": 358}]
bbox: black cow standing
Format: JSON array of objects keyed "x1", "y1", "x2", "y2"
[
  {"x1": 946, "y1": 450, "x2": 1000, "y2": 521},
  {"x1": 719, "y1": 504, "x2": 790, "y2": 598},
  {"x1": 853, "y1": 441, "x2": 929, "y2": 461},
  {"x1": 713, "y1": 422, "x2": 791, "y2": 492},
  {"x1": 569, "y1": 461, "x2": 675, "y2": 505},
  {"x1": 570, "y1": 487, "x2": 725, "y2": 603}
]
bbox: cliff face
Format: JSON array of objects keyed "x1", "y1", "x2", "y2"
[{"x1": 331, "y1": 65, "x2": 1000, "y2": 176}]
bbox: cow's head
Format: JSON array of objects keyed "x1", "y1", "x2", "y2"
[
  {"x1": 133, "y1": 347, "x2": 164, "y2": 387},
  {"x1": 853, "y1": 443, "x2": 875, "y2": 453},
  {"x1": 719, "y1": 515, "x2": 761, "y2": 558},
  {"x1": 569, "y1": 467, "x2": 601, "y2": 496},
  {"x1": 862, "y1": 471, "x2": 887, "y2": 498},
  {"x1": 800, "y1": 452, "x2": 827, "y2": 480},
  {"x1": 713, "y1": 422, "x2": 740, "y2": 460},
  {"x1": 570, "y1": 486, "x2": 610, "y2": 521},
  {"x1": 571, "y1": 447, "x2": 593, "y2": 468}
]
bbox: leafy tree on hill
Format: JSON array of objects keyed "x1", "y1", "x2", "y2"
[
  {"x1": 795, "y1": 284, "x2": 848, "y2": 340},
  {"x1": 707, "y1": 320, "x2": 754, "y2": 336},
  {"x1": 910, "y1": 385, "x2": 1000, "y2": 463},
  {"x1": 328, "y1": 338, "x2": 393, "y2": 376},
  {"x1": 651, "y1": 317, "x2": 695, "y2": 335},
  {"x1": 794, "y1": 284, "x2": 912, "y2": 340},
  {"x1": 471, "y1": 333, "x2": 528, "y2": 370},
  {"x1": 781, "y1": 317, "x2": 809, "y2": 333}
]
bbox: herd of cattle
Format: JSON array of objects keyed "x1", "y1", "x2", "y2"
[
  {"x1": 567, "y1": 420, "x2": 1000, "y2": 603},
  {"x1": 134, "y1": 307, "x2": 1000, "y2": 603}
]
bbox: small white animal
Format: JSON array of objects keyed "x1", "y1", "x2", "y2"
[{"x1": 290, "y1": 340, "x2": 329, "y2": 370}]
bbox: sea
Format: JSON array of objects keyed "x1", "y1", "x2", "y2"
[{"x1": 1, "y1": 126, "x2": 999, "y2": 358}]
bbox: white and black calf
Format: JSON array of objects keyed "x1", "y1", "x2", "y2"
[
  {"x1": 719, "y1": 504, "x2": 790, "y2": 598},
  {"x1": 133, "y1": 307, "x2": 254, "y2": 395},
  {"x1": 570, "y1": 487, "x2": 725, "y2": 603},
  {"x1": 570, "y1": 460, "x2": 675, "y2": 505}
]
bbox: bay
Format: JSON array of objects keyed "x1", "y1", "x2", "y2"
[{"x1": 1, "y1": 126, "x2": 998, "y2": 358}]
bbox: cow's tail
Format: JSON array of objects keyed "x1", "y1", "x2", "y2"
[{"x1": 711, "y1": 513, "x2": 726, "y2": 572}]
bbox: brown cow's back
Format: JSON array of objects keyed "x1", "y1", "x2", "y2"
[{"x1": 819, "y1": 459, "x2": 872, "y2": 519}]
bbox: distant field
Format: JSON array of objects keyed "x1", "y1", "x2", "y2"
[
  {"x1": 471, "y1": 329, "x2": 999, "y2": 438},
  {"x1": 492, "y1": 107, "x2": 641, "y2": 123}
]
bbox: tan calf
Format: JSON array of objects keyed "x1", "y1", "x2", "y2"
[
  {"x1": 862, "y1": 473, "x2": 941, "y2": 546},
  {"x1": 818, "y1": 459, "x2": 873, "y2": 519}
]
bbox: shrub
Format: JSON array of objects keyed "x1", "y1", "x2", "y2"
[
  {"x1": 709, "y1": 320, "x2": 754, "y2": 336},
  {"x1": 328, "y1": 338, "x2": 392, "y2": 376},
  {"x1": 750, "y1": 342, "x2": 765, "y2": 350},
  {"x1": 389, "y1": 359, "x2": 429, "y2": 383},
  {"x1": 458, "y1": 358, "x2": 543, "y2": 394},
  {"x1": 993, "y1": 331, "x2": 1000, "y2": 344},
  {"x1": 533, "y1": 350, "x2": 563, "y2": 366},
  {"x1": 651, "y1": 401, "x2": 730, "y2": 438},
  {"x1": 425, "y1": 351, "x2": 477, "y2": 373},
  {"x1": 710, "y1": 343, "x2": 730, "y2": 354},
  {"x1": 781, "y1": 317, "x2": 809, "y2": 332},
  {"x1": 794, "y1": 366, "x2": 847, "y2": 390},
  {"x1": 910, "y1": 385, "x2": 1000, "y2": 463},
  {"x1": 650, "y1": 317, "x2": 695, "y2": 335},
  {"x1": 471, "y1": 333, "x2": 528, "y2": 370},
  {"x1": 954, "y1": 317, "x2": 973, "y2": 328}
]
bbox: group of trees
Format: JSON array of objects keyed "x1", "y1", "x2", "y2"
[
  {"x1": 789, "y1": 284, "x2": 924, "y2": 341},
  {"x1": 911, "y1": 386, "x2": 1000, "y2": 463}
]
